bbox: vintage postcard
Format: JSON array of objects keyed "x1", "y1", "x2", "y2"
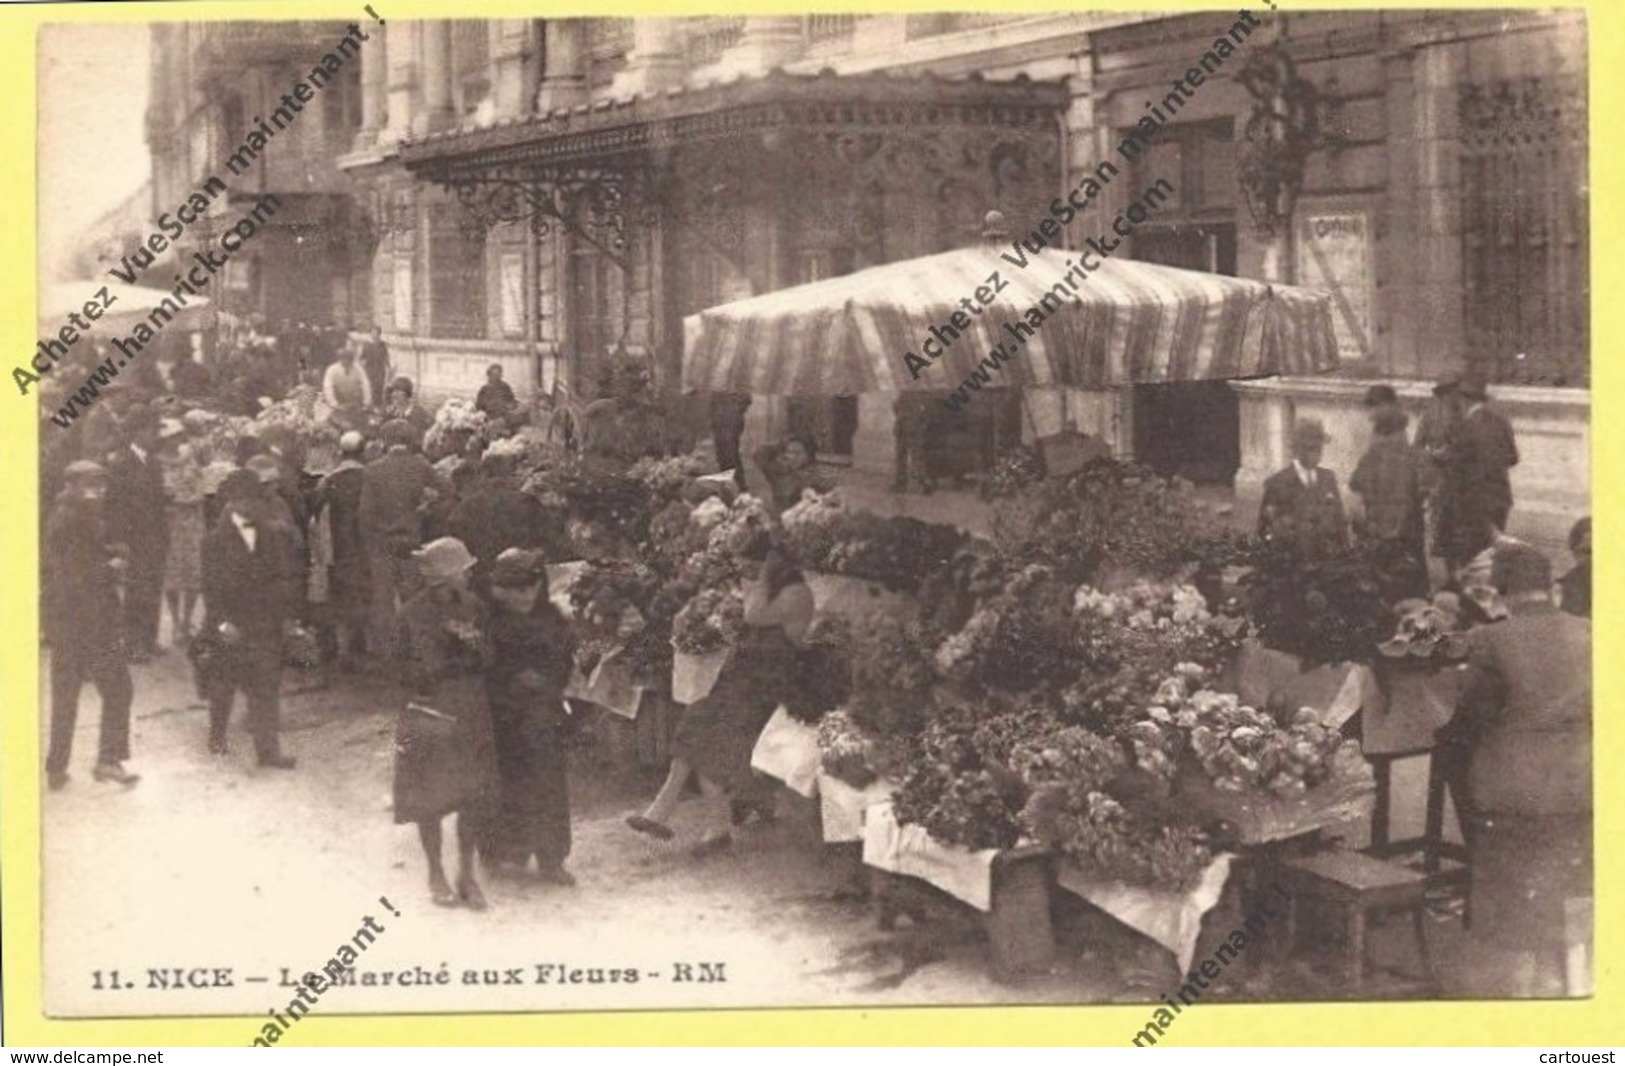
[{"x1": 5, "y1": 0, "x2": 1619, "y2": 1048}]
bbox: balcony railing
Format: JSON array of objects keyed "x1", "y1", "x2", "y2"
[
  {"x1": 805, "y1": 14, "x2": 859, "y2": 43},
  {"x1": 686, "y1": 16, "x2": 746, "y2": 65},
  {"x1": 903, "y1": 13, "x2": 1030, "y2": 39}
]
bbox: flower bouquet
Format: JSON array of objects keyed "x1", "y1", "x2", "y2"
[
  {"x1": 1377, "y1": 593, "x2": 1469, "y2": 663},
  {"x1": 1239, "y1": 541, "x2": 1395, "y2": 667},
  {"x1": 423, "y1": 397, "x2": 491, "y2": 461},
  {"x1": 670, "y1": 586, "x2": 745, "y2": 703},
  {"x1": 817, "y1": 707, "x2": 879, "y2": 788}
]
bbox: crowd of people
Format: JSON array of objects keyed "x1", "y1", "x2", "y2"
[
  {"x1": 1256, "y1": 369, "x2": 1588, "y2": 617},
  {"x1": 41, "y1": 341, "x2": 1591, "y2": 982}
]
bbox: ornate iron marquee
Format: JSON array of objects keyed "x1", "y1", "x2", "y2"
[{"x1": 424, "y1": 164, "x2": 659, "y2": 270}]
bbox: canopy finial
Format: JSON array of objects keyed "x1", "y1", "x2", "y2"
[{"x1": 980, "y1": 210, "x2": 1009, "y2": 243}]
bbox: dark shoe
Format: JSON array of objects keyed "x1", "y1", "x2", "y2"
[
  {"x1": 93, "y1": 762, "x2": 140, "y2": 786},
  {"x1": 47, "y1": 770, "x2": 69, "y2": 791},
  {"x1": 257, "y1": 754, "x2": 297, "y2": 770},
  {"x1": 626, "y1": 814, "x2": 675, "y2": 841},
  {"x1": 537, "y1": 865, "x2": 577, "y2": 887}
]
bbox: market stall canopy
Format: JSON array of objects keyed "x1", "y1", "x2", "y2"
[
  {"x1": 40, "y1": 280, "x2": 212, "y2": 335},
  {"x1": 682, "y1": 245, "x2": 1339, "y2": 395}
]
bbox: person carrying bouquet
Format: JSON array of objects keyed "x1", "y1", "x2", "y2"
[
  {"x1": 628, "y1": 541, "x2": 815, "y2": 857},
  {"x1": 394, "y1": 537, "x2": 500, "y2": 909},
  {"x1": 482, "y1": 549, "x2": 578, "y2": 885}
]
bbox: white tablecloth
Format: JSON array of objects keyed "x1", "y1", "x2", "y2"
[
  {"x1": 862, "y1": 800, "x2": 1002, "y2": 912},
  {"x1": 1055, "y1": 853, "x2": 1235, "y2": 973},
  {"x1": 817, "y1": 773, "x2": 896, "y2": 843},
  {"x1": 750, "y1": 708, "x2": 821, "y2": 798}
]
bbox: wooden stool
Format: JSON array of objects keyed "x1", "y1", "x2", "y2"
[{"x1": 1278, "y1": 850, "x2": 1436, "y2": 992}]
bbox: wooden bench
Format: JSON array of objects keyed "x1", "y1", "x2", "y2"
[{"x1": 1277, "y1": 849, "x2": 1436, "y2": 993}]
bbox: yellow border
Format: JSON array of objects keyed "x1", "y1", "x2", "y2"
[{"x1": 3, "y1": 0, "x2": 1619, "y2": 1047}]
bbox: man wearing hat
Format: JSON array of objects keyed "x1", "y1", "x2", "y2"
[
  {"x1": 1440, "y1": 541, "x2": 1590, "y2": 994},
  {"x1": 360, "y1": 419, "x2": 450, "y2": 662},
  {"x1": 44, "y1": 461, "x2": 139, "y2": 790},
  {"x1": 311, "y1": 431, "x2": 371, "y2": 668},
  {"x1": 105, "y1": 406, "x2": 171, "y2": 662},
  {"x1": 1447, "y1": 370, "x2": 1520, "y2": 571},
  {"x1": 200, "y1": 488, "x2": 300, "y2": 767},
  {"x1": 1257, "y1": 417, "x2": 1350, "y2": 561}
]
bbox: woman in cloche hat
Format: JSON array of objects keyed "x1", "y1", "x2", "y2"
[{"x1": 394, "y1": 536, "x2": 500, "y2": 909}]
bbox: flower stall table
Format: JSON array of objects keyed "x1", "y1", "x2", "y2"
[
  {"x1": 862, "y1": 800, "x2": 1055, "y2": 980},
  {"x1": 1055, "y1": 853, "x2": 1236, "y2": 973},
  {"x1": 1173, "y1": 760, "x2": 1378, "y2": 969},
  {"x1": 1355, "y1": 661, "x2": 1470, "y2": 872}
]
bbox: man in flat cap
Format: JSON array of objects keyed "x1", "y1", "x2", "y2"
[
  {"x1": 1441, "y1": 540, "x2": 1590, "y2": 995},
  {"x1": 44, "y1": 461, "x2": 140, "y2": 790},
  {"x1": 1257, "y1": 417, "x2": 1350, "y2": 561}
]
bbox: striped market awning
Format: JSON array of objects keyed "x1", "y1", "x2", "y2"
[{"x1": 681, "y1": 244, "x2": 1340, "y2": 395}]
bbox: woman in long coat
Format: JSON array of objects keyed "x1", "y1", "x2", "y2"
[
  {"x1": 628, "y1": 544, "x2": 815, "y2": 856},
  {"x1": 394, "y1": 537, "x2": 500, "y2": 909},
  {"x1": 484, "y1": 549, "x2": 578, "y2": 885}
]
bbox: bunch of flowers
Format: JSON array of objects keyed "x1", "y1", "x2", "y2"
[
  {"x1": 782, "y1": 496, "x2": 969, "y2": 593},
  {"x1": 628, "y1": 455, "x2": 707, "y2": 502},
  {"x1": 891, "y1": 718, "x2": 1026, "y2": 851},
  {"x1": 482, "y1": 432, "x2": 532, "y2": 463},
  {"x1": 999, "y1": 460, "x2": 1246, "y2": 585},
  {"x1": 569, "y1": 559, "x2": 657, "y2": 622},
  {"x1": 423, "y1": 397, "x2": 492, "y2": 460},
  {"x1": 816, "y1": 708, "x2": 878, "y2": 788},
  {"x1": 705, "y1": 493, "x2": 773, "y2": 558},
  {"x1": 1126, "y1": 668, "x2": 1353, "y2": 797},
  {"x1": 777, "y1": 617, "x2": 854, "y2": 725},
  {"x1": 845, "y1": 615, "x2": 940, "y2": 739},
  {"x1": 1240, "y1": 541, "x2": 1396, "y2": 666},
  {"x1": 932, "y1": 565, "x2": 1076, "y2": 693},
  {"x1": 1021, "y1": 785, "x2": 1214, "y2": 893},
  {"x1": 253, "y1": 389, "x2": 341, "y2": 447},
  {"x1": 671, "y1": 586, "x2": 745, "y2": 656},
  {"x1": 1377, "y1": 592, "x2": 1470, "y2": 663}
]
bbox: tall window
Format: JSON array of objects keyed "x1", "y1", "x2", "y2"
[
  {"x1": 569, "y1": 235, "x2": 621, "y2": 390},
  {"x1": 427, "y1": 203, "x2": 486, "y2": 339},
  {"x1": 1460, "y1": 77, "x2": 1589, "y2": 387}
]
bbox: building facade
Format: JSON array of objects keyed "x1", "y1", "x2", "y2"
[
  {"x1": 155, "y1": 12, "x2": 1585, "y2": 544},
  {"x1": 145, "y1": 22, "x2": 367, "y2": 330}
]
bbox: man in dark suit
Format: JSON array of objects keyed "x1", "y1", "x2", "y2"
[
  {"x1": 105, "y1": 407, "x2": 170, "y2": 662},
  {"x1": 360, "y1": 326, "x2": 391, "y2": 409},
  {"x1": 44, "y1": 462, "x2": 139, "y2": 790},
  {"x1": 1257, "y1": 417, "x2": 1349, "y2": 561},
  {"x1": 1449, "y1": 371, "x2": 1520, "y2": 569},
  {"x1": 201, "y1": 482, "x2": 300, "y2": 767}
]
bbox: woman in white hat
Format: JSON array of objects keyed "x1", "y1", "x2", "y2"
[
  {"x1": 157, "y1": 415, "x2": 205, "y2": 645},
  {"x1": 394, "y1": 536, "x2": 500, "y2": 908}
]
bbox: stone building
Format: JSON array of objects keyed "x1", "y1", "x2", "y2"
[
  {"x1": 290, "y1": 13, "x2": 1585, "y2": 543},
  {"x1": 145, "y1": 22, "x2": 366, "y2": 329}
]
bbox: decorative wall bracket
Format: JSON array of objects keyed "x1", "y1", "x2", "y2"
[
  {"x1": 1236, "y1": 38, "x2": 1321, "y2": 238},
  {"x1": 430, "y1": 165, "x2": 658, "y2": 270}
]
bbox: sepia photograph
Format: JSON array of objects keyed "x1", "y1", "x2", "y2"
[{"x1": 30, "y1": 6, "x2": 1591, "y2": 1036}]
